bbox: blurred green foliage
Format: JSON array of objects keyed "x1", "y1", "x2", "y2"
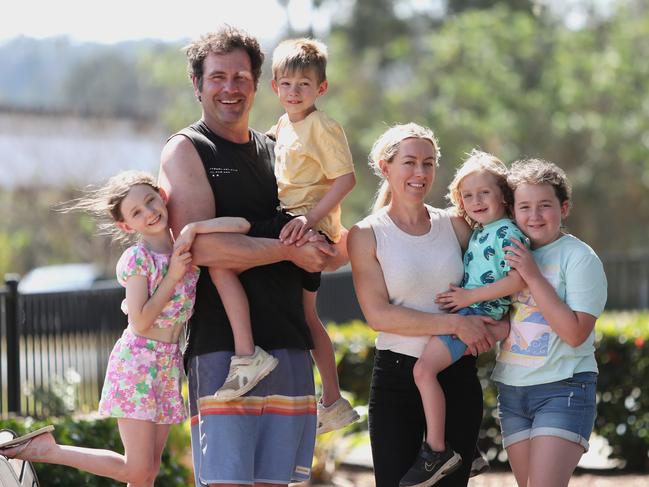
[{"x1": 3, "y1": 2, "x2": 649, "y2": 277}]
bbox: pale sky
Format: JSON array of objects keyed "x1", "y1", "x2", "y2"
[{"x1": 0, "y1": 0, "x2": 329, "y2": 45}]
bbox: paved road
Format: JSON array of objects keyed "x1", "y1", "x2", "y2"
[{"x1": 305, "y1": 469, "x2": 649, "y2": 486}]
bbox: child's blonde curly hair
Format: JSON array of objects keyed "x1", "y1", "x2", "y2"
[{"x1": 447, "y1": 149, "x2": 512, "y2": 228}]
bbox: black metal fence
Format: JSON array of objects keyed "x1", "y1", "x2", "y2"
[
  {"x1": 0, "y1": 278, "x2": 125, "y2": 417},
  {"x1": 602, "y1": 251, "x2": 649, "y2": 310},
  {"x1": 0, "y1": 252, "x2": 647, "y2": 417}
]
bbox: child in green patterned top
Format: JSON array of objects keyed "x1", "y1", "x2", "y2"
[{"x1": 400, "y1": 151, "x2": 526, "y2": 487}]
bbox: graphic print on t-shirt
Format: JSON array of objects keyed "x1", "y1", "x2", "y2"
[{"x1": 498, "y1": 264, "x2": 559, "y2": 368}]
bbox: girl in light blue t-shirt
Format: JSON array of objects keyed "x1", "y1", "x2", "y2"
[{"x1": 493, "y1": 159, "x2": 607, "y2": 487}]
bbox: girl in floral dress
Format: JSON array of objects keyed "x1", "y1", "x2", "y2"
[{"x1": 0, "y1": 171, "x2": 245, "y2": 486}]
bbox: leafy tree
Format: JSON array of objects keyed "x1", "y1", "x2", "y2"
[
  {"x1": 446, "y1": 0, "x2": 537, "y2": 15},
  {"x1": 318, "y1": 2, "x2": 649, "y2": 252}
]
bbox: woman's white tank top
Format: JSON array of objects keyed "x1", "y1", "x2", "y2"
[{"x1": 365, "y1": 205, "x2": 464, "y2": 358}]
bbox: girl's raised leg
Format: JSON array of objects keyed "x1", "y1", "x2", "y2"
[{"x1": 0, "y1": 418, "x2": 161, "y2": 485}]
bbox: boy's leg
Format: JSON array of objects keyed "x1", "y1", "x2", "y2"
[
  {"x1": 209, "y1": 267, "x2": 254, "y2": 356},
  {"x1": 210, "y1": 267, "x2": 278, "y2": 399},
  {"x1": 303, "y1": 290, "x2": 340, "y2": 405},
  {"x1": 325, "y1": 228, "x2": 349, "y2": 271},
  {"x1": 303, "y1": 289, "x2": 359, "y2": 434},
  {"x1": 412, "y1": 336, "x2": 454, "y2": 452}
]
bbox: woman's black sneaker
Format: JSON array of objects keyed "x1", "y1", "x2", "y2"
[
  {"x1": 399, "y1": 441, "x2": 462, "y2": 487},
  {"x1": 469, "y1": 448, "x2": 490, "y2": 477}
]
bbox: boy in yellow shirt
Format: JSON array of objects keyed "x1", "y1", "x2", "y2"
[{"x1": 267, "y1": 38, "x2": 358, "y2": 434}]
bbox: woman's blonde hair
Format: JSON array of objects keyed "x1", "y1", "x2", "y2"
[
  {"x1": 63, "y1": 170, "x2": 160, "y2": 243},
  {"x1": 446, "y1": 149, "x2": 511, "y2": 228},
  {"x1": 368, "y1": 123, "x2": 441, "y2": 213}
]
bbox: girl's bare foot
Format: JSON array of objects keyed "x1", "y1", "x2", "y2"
[{"x1": 0, "y1": 432, "x2": 56, "y2": 462}]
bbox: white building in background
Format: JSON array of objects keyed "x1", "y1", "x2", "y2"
[{"x1": 0, "y1": 106, "x2": 167, "y2": 188}]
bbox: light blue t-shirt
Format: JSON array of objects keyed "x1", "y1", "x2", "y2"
[
  {"x1": 492, "y1": 234, "x2": 607, "y2": 386},
  {"x1": 463, "y1": 218, "x2": 527, "y2": 320}
]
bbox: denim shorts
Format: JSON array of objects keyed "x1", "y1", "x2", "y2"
[
  {"x1": 436, "y1": 307, "x2": 482, "y2": 363},
  {"x1": 496, "y1": 372, "x2": 597, "y2": 451}
]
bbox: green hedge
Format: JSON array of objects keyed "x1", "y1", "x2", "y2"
[
  {"x1": 329, "y1": 312, "x2": 649, "y2": 472},
  {"x1": 0, "y1": 416, "x2": 192, "y2": 485}
]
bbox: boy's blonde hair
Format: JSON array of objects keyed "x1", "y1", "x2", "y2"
[
  {"x1": 368, "y1": 123, "x2": 441, "y2": 213},
  {"x1": 508, "y1": 158, "x2": 572, "y2": 208},
  {"x1": 272, "y1": 38, "x2": 328, "y2": 83},
  {"x1": 447, "y1": 149, "x2": 511, "y2": 228},
  {"x1": 63, "y1": 171, "x2": 160, "y2": 243}
]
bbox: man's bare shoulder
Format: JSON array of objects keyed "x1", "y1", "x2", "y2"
[{"x1": 161, "y1": 134, "x2": 199, "y2": 168}]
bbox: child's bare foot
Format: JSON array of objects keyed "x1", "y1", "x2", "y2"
[{"x1": 0, "y1": 432, "x2": 56, "y2": 461}]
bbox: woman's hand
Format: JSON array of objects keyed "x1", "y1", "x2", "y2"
[
  {"x1": 435, "y1": 284, "x2": 473, "y2": 312},
  {"x1": 454, "y1": 315, "x2": 497, "y2": 356},
  {"x1": 504, "y1": 238, "x2": 542, "y2": 284}
]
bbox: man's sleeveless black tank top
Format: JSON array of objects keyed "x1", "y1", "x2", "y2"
[{"x1": 172, "y1": 121, "x2": 313, "y2": 361}]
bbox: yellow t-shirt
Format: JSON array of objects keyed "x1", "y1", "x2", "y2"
[{"x1": 270, "y1": 110, "x2": 354, "y2": 243}]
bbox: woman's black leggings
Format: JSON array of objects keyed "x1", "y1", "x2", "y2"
[{"x1": 369, "y1": 349, "x2": 483, "y2": 487}]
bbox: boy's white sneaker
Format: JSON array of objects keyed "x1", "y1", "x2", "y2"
[
  {"x1": 316, "y1": 397, "x2": 360, "y2": 435},
  {"x1": 214, "y1": 346, "x2": 278, "y2": 400}
]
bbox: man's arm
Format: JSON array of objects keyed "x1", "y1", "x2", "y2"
[
  {"x1": 158, "y1": 135, "x2": 333, "y2": 272},
  {"x1": 159, "y1": 135, "x2": 215, "y2": 234}
]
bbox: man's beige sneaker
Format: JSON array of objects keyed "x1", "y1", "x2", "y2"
[
  {"x1": 214, "y1": 346, "x2": 279, "y2": 400},
  {"x1": 316, "y1": 397, "x2": 360, "y2": 435}
]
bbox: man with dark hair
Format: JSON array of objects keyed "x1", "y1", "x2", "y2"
[{"x1": 159, "y1": 25, "x2": 333, "y2": 487}]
